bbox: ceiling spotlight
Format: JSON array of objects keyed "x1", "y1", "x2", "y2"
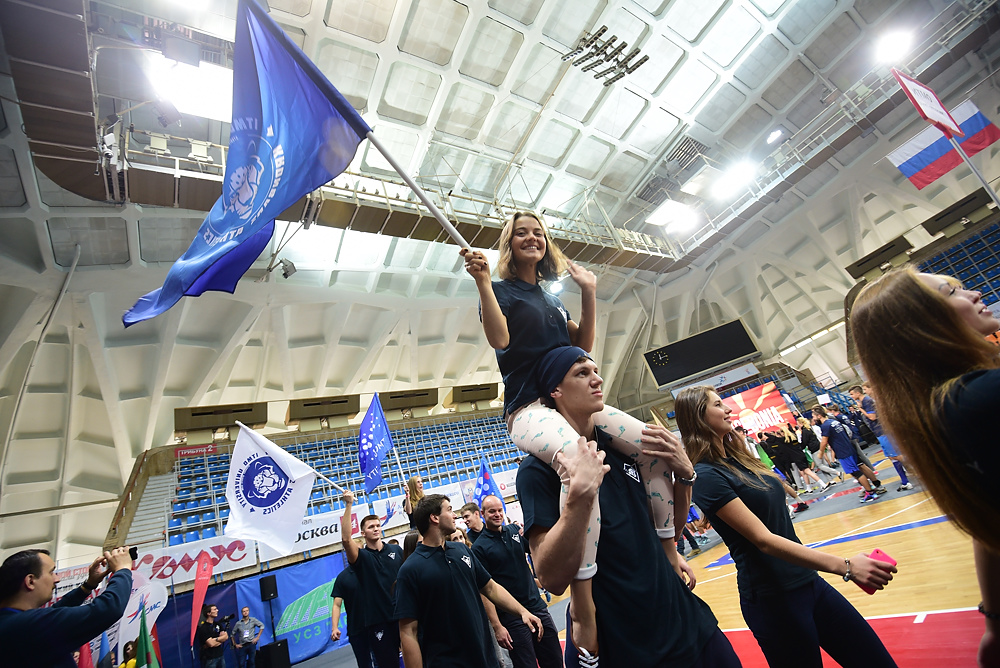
[
  {"x1": 766, "y1": 128, "x2": 784, "y2": 144},
  {"x1": 646, "y1": 200, "x2": 699, "y2": 231},
  {"x1": 713, "y1": 162, "x2": 758, "y2": 199},
  {"x1": 875, "y1": 31, "x2": 913, "y2": 64},
  {"x1": 278, "y1": 258, "x2": 297, "y2": 278}
]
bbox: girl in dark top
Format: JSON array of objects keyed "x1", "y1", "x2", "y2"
[
  {"x1": 676, "y1": 386, "x2": 897, "y2": 668},
  {"x1": 462, "y1": 211, "x2": 686, "y2": 664},
  {"x1": 403, "y1": 475, "x2": 424, "y2": 529},
  {"x1": 852, "y1": 267, "x2": 1000, "y2": 665}
]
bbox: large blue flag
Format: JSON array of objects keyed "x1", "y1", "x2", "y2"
[
  {"x1": 123, "y1": 0, "x2": 371, "y2": 326},
  {"x1": 473, "y1": 459, "x2": 506, "y2": 512},
  {"x1": 359, "y1": 394, "x2": 395, "y2": 493}
]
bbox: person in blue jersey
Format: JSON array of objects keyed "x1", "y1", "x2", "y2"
[
  {"x1": 676, "y1": 386, "x2": 897, "y2": 668},
  {"x1": 461, "y1": 212, "x2": 692, "y2": 665}
]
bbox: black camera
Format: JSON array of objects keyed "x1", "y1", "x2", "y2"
[{"x1": 219, "y1": 613, "x2": 235, "y2": 629}]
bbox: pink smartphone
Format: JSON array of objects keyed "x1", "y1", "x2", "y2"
[{"x1": 856, "y1": 548, "x2": 897, "y2": 595}]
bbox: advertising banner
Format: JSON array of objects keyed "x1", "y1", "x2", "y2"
[
  {"x1": 371, "y1": 495, "x2": 409, "y2": 532},
  {"x1": 235, "y1": 552, "x2": 347, "y2": 663},
  {"x1": 721, "y1": 381, "x2": 795, "y2": 434},
  {"x1": 257, "y1": 509, "x2": 361, "y2": 562},
  {"x1": 114, "y1": 581, "x2": 170, "y2": 662},
  {"x1": 133, "y1": 536, "x2": 257, "y2": 585}
]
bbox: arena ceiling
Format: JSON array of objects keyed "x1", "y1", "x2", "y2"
[{"x1": 2, "y1": 0, "x2": 1000, "y2": 564}]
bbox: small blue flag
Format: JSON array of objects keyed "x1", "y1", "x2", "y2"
[
  {"x1": 123, "y1": 0, "x2": 371, "y2": 326},
  {"x1": 473, "y1": 459, "x2": 506, "y2": 513},
  {"x1": 359, "y1": 394, "x2": 395, "y2": 494},
  {"x1": 96, "y1": 631, "x2": 114, "y2": 668}
]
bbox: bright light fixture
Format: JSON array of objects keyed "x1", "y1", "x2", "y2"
[
  {"x1": 145, "y1": 52, "x2": 233, "y2": 123},
  {"x1": 712, "y1": 161, "x2": 757, "y2": 199},
  {"x1": 875, "y1": 31, "x2": 913, "y2": 64},
  {"x1": 766, "y1": 128, "x2": 783, "y2": 144},
  {"x1": 646, "y1": 200, "x2": 699, "y2": 232},
  {"x1": 549, "y1": 281, "x2": 564, "y2": 294}
]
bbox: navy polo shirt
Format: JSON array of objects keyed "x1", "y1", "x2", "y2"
[
  {"x1": 518, "y1": 429, "x2": 718, "y2": 667},
  {"x1": 471, "y1": 524, "x2": 545, "y2": 623},
  {"x1": 467, "y1": 527, "x2": 482, "y2": 544},
  {"x1": 692, "y1": 459, "x2": 816, "y2": 597},
  {"x1": 939, "y1": 368, "x2": 999, "y2": 498},
  {"x1": 819, "y1": 418, "x2": 855, "y2": 459},
  {"x1": 330, "y1": 565, "x2": 366, "y2": 638},
  {"x1": 486, "y1": 279, "x2": 572, "y2": 415},
  {"x1": 352, "y1": 542, "x2": 403, "y2": 628},
  {"x1": 394, "y1": 542, "x2": 499, "y2": 668}
]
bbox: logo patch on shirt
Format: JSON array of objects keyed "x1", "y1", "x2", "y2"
[
  {"x1": 388, "y1": 552, "x2": 396, "y2": 559},
  {"x1": 511, "y1": 533, "x2": 520, "y2": 543},
  {"x1": 623, "y1": 462, "x2": 640, "y2": 483},
  {"x1": 375, "y1": 631, "x2": 384, "y2": 641},
  {"x1": 462, "y1": 555, "x2": 472, "y2": 568}
]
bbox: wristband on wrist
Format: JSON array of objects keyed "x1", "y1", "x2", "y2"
[
  {"x1": 980, "y1": 603, "x2": 1000, "y2": 620},
  {"x1": 842, "y1": 558, "x2": 852, "y2": 582},
  {"x1": 80, "y1": 581, "x2": 94, "y2": 592}
]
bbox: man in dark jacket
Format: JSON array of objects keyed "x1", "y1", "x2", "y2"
[{"x1": 0, "y1": 546, "x2": 134, "y2": 668}]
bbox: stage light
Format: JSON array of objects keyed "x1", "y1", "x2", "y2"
[
  {"x1": 145, "y1": 52, "x2": 233, "y2": 123},
  {"x1": 875, "y1": 31, "x2": 913, "y2": 64},
  {"x1": 646, "y1": 200, "x2": 699, "y2": 232},
  {"x1": 712, "y1": 161, "x2": 757, "y2": 199},
  {"x1": 279, "y1": 258, "x2": 297, "y2": 278},
  {"x1": 766, "y1": 128, "x2": 783, "y2": 144}
]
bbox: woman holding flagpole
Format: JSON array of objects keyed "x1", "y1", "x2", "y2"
[{"x1": 462, "y1": 211, "x2": 695, "y2": 666}]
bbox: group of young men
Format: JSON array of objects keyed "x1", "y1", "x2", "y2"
[{"x1": 334, "y1": 346, "x2": 745, "y2": 668}]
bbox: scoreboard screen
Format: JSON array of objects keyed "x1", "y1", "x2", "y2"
[{"x1": 644, "y1": 320, "x2": 759, "y2": 389}]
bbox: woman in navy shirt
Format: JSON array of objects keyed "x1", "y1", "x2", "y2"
[
  {"x1": 676, "y1": 385, "x2": 897, "y2": 668},
  {"x1": 461, "y1": 212, "x2": 688, "y2": 663},
  {"x1": 852, "y1": 267, "x2": 1000, "y2": 665}
]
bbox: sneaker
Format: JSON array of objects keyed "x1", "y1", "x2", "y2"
[
  {"x1": 688, "y1": 547, "x2": 702, "y2": 557},
  {"x1": 578, "y1": 649, "x2": 600, "y2": 668},
  {"x1": 794, "y1": 502, "x2": 809, "y2": 513},
  {"x1": 874, "y1": 486, "x2": 888, "y2": 495},
  {"x1": 897, "y1": 482, "x2": 913, "y2": 491},
  {"x1": 820, "y1": 482, "x2": 832, "y2": 492},
  {"x1": 696, "y1": 536, "x2": 710, "y2": 545},
  {"x1": 860, "y1": 492, "x2": 876, "y2": 503}
]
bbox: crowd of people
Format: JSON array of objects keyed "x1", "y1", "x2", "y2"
[{"x1": 1, "y1": 212, "x2": 996, "y2": 668}]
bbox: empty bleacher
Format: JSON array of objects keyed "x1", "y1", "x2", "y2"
[{"x1": 161, "y1": 409, "x2": 520, "y2": 546}]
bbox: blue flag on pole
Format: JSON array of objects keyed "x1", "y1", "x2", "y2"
[
  {"x1": 123, "y1": 0, "x2": 371, "y2": 326},
  {"x1": 473, "y1": 459, "x2": 506, "y2": 512},
  {"x1": 359, "y1": 394, "x2": 395, "y2": 493}
]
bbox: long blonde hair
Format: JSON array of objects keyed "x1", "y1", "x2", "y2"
[
  {"x1": 852, "y1": 266, "x2": 1000, "y2": 551},
  {"x1": 407, "y1": 476, "x2": 425, "y2": 505},
  {"x1": 675, "y1": 386, "x2": 779, "y2": 489},
  {"x1": 496, "y1": 212, "x2": 569, "y2": 282}
]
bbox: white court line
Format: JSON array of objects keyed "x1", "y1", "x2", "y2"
[
  {"x1": 914, "y1": 613, "x2": 927, "y2": 623},
  {"x1": 720, "y1": 606, "x2": 978, "y2": 633},
  {"x1": 806, "y1": 497, "x2": 931, "y2": 549},
  {"x1": 699, "y1": 498, "x2": 934, "y2": 586}
]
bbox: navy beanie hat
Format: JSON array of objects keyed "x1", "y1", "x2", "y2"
[{"x1": 535, "y1": 346, "x2": 592, "y2": 397}]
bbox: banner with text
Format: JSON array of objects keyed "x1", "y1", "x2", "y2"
[
  {"x1": 257, "y1": 509, "x2": 361, "y2": 562},
  {"x1": 133, "y1": 536, "x2": 257, "y2": 585},
  {"x1": 721, "y1": 381, "x2": 795, "y2": 434}
]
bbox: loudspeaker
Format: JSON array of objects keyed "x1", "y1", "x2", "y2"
[
  {"x1": 259, "y1": 574, "x2": 278, "y2": 601},
  {"x1": 257, "y1": 639, "x2": 290, "y2": 668}
]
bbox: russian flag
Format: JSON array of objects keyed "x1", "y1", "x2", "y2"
[{"x1": 887, "y1": 100, "x2": 1000, "y2": 190}]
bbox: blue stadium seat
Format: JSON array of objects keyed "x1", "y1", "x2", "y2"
[
  {"x1": 176, "y1": 488, "x2": 192, "y2": 498},
  {"x1": 311, "y1": 491, "x2": 323, "y2": 501},
  {"x1": 173, "y1": 502, "x2": 186, "y2": 513},
  {"x1": 186, "y1": 514, "x2": 201, "y2": 525},
  {"x1": 318, "y1": 503, "x2": 332, "y2": 513},
  {"x1": 202, "y1": 511, "x2": 216, "y2": 522},
  {"x1": 184, "y1": 530, "x2": 200, "y2": 543},
  {"x1": 198, "y1": 498, "x2": 211, "y2": 508},
  {"x1": 220, "y1": 508, "x2": 230, "y2": 519},
  {"x1": 185, "y1": 500, "x2": 199, "y2": 511},
  {"x1": 168, "y1": 517, "x2": 182, "y2": 529},
  {"x1": 194, "y1": 486, "x2": 208, "y2": 495},
  {"x1": 202, "y1": 526, "x2": 217, "y2": 538},
  {"x1": 169, "y1": 534, "x2": 184, "y2": 546}
]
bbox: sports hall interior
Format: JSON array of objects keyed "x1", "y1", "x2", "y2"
[{"x1": 1, "y1": 0, "x2": 998, "y2": 665}]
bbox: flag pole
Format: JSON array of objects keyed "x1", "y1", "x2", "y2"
[
  {"x1": 365, "y1": 131, "x2": 471, "y2": 249},
  {"x1": 391, "y1": 448, "x2": 407, "y2": 496},
  {"x1": 946, "y1": 134, "x2": 1000, "y2": 209},
  {"x1": 234, "y1": 421, "x2": 346, "y2": 493}
]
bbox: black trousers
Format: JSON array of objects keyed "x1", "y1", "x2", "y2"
[
  {"x1": 349, "y1": 630, "x2": 374, "y2": 668},
  {"x1": 366, "y1": 622, "x2": 400, "y2": 668},
  {"x1": 502, "y1": 608, "x2": 562, "y2": 668}
]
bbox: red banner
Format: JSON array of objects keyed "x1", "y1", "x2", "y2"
[
  {"x1": 175, "y1": 444, "x2": 216, "y2": 458},
  {"x1": 721, "y1": 382, "x2": 795, "y2": 434},
  {"x1": 190, "y1": 551, "x2": 213, "y2": 645}
]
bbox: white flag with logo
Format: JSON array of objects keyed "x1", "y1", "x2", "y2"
[{"x1": 224, "y1": 423, "x2": 316, "y2": 555}]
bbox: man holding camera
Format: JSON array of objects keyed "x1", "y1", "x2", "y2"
[
  {"x1": 0, "y1": 546, "x2": 133, "y2": 667},
  {"x1": 197, "y1": 604, "x2": 231, "y2": 668}
]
